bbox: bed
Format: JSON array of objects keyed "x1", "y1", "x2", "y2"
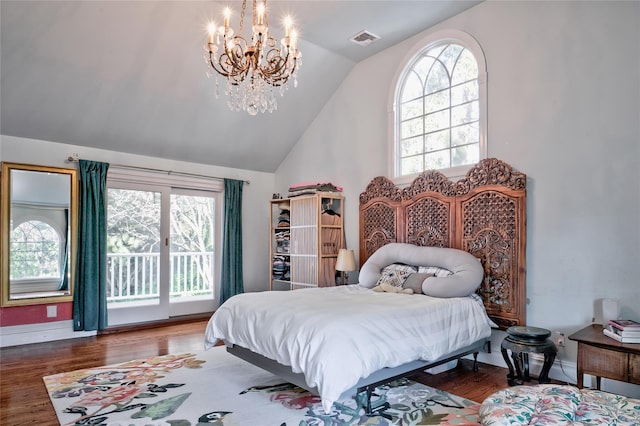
[
  {"x1": 205, "y1": 284, "x2": 493, "y2": 413},
  {"x1": 205, "y1": 158, "x2": 527, "y2": 415}
]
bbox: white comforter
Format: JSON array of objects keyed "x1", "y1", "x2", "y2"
[{"x1": 204, "y1": 285, "x2": 493, "y2": 412}]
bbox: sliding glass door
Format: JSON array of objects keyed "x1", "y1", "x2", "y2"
[{"x1": 106, "y1": 181, "x2": 219, "y2": 326}]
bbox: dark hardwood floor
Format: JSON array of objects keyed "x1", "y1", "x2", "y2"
[{"x1": 1, "y1": 320, "x2": 513, "y2": 425}]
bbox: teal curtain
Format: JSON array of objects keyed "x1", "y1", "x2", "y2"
[
  {"x1": 219, "y1": 178, "x2": 244, "y2": 304},
  {"x1": 73, "y1": 160, "x2": 110, "y2": 331}
]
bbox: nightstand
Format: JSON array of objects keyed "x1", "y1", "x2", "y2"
[{"x1": 568, "y1": 324, "x2": 640, "y2": 389}]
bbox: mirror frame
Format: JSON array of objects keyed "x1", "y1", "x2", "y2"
[{"x1": 1, "y1": 162, "x2": 78, "y2": 307}]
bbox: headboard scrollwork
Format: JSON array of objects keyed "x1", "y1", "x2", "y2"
[{"x1": 359, "y1": 158, "x2": 527, "y2": 329}]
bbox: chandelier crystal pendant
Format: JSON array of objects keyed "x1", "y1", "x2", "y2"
[{"x1": 204, "y1": 0, "x2": 302, "y2": 115}]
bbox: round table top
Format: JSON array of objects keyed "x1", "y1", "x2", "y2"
[{"x1": 507, "y1": 326, "x2": 552, "y2": 340}]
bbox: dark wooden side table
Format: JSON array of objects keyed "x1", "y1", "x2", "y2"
[
  {"x1": 568, "y1": 324, "x2": 640, "y2": 389},
  {"x1": 501, "y1": 326, "x2": 557, "y2": 386}
]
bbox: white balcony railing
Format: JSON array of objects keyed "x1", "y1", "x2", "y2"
[{"x1": 107, "y1": 251, "x2": 214, "y2": 303}]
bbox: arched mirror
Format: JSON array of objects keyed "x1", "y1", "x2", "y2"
[{"x1": 1, "y1": 162, "x2": 78, "y2": 306}]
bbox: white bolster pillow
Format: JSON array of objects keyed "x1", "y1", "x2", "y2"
[{"x1": 358, "y1": 243, "x2": 483, "y2": 298}]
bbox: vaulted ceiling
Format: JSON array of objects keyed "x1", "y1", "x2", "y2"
[{"x1": 1, "y1": 1, "x2": 481, "y2": 172}]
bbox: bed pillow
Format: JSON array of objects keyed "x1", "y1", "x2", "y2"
[
  {"x1": 417, "y1": 266, "x2": 453, "y2": 278},
  {"x1": 374, "y1": 263, "x2": 417, "y2": 289},
  {"x1": 402, "y1": 273, "x2": 435, "y2": 294},
  {"x1": 358, "y1": 243, "x2": 483, "y2": 298}
]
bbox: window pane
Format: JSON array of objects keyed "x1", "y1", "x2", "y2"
[
  {"x1": 426, "y1": 129, "x2": 450, "y2": 152},
  {"x1": 425, "y1": 109, "x2": 449, "y2": 133},
  {"x1": 451, "y1": 101, "x2": 479, "y2": 126},
  {"x1": 425, "y1": 61, "x2": 449, "y2": 94},
  {"x1": 452, "y1": 49, "x2": 478, "y2": 85},
  {"x1": 401, "y1": 135, "x2": 424, "y2": 156},
  {"x1": 425, "y1": 150, "x2": 450, "y2": 170},
  {"x1": 425, "y1": 89, "x2": 450, "y2": 114},
  {"x1": 400, "y1": 97, "x2": 423, "y2": 120},
  {"x1": 170, "y1": 194, "x2": 215, "y2": 302},
  {"x1": 412, "y1": 56, "x2": 436, "y2": 82},
  {"x1": 439, "y1": 44, "x2": 464, "y2": 76},
  {"x1": 401, "y1": 71, "x2": 423, "y2": 102},
  {"x1": 452, "y1": 122, "x2": 479, "y2": 147},
  {"x1": 452, "y1": 143, "x2": 479, "y2": 167},
  {"x1": 107, "y1": 188, "x2": 161, "y2": 305},
  {"x1": 451, "y1": 80, "x2": 478, "y2": 106},
  {"x1": 401, "y1": 155, "x2": 424, "y2": 175},
  {"x1": 425, "y1": 44, "x2": 446, "y2": 59},
  {"x1": 401, "y1": 116, "x2": 423, "y2": 139}
]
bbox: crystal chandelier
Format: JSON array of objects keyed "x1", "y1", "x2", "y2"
[{"x1": 205, "y1": 0, "x2": 302, "y2": 115}]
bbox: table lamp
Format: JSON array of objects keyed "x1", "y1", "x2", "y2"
[{"x1": 335, "y1": 249, "x2": 356, "y2": 285}]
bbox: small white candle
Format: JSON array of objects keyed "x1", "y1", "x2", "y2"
[
  {"x1": 256, "y1": 3, "x2": 265, "y2": 26},
  {"x1": 223, "y1": 7, "x2": 231, "y2": 28},
  {"x1": 284, "y1": 16, "x2": 292, "y2": 38},
  {"x1": 207, "y1": 22, "x2": 216, "y2": 44}
]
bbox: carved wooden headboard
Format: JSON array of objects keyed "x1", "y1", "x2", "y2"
[{"x1": 359, "y1": 158, "x2": 526, "y2": 329}]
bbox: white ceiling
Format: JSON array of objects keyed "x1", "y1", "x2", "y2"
[{"x1": 0, "y1": 1, "x2": 481, "y2": 173}]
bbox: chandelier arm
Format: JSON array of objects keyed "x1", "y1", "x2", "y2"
[
  {"x1": 208, "y1": 48, "x2": 232, "y2": 78},
  {"x1": 265, "y1": 71, "x2": 293, "y2": 86},
  {"x1": 257, "y1": 48, "x2": 297, "y2": 83},
  {"x1": 260, "y1": 66, "x2": 288, "y2": 84},
  {"x1": 258, "y1": 60, "x2": 298, "y2": 85},
  {"x1": 276, "y1": 56, "x2": 299, "y2": 85},
  {"x1": 209, "y1": 49, "x2": 250, "y2": 83},
  {"x1": 224, "y1": 37, "x2": 252, "y2": 74}
]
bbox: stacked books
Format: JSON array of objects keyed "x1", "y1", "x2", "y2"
[{"x1": 603, "y1": 319, "x2": 640, "y2": 343}]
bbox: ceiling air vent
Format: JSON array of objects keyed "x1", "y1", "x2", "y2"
[{"x1": 350, "y1": 30, "x2": 380, "y2": 47}]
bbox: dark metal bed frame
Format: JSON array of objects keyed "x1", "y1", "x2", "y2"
[{"x1": 228, "y1": 338, "x2": 491, "y2": 417}]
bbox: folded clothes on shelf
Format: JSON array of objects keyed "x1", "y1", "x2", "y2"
[
  {"x1": 276, "y1": 210, "x2": 290, "y2": 227},
  {"x1": 272, "y1": 255, "x2": 290, "y2": 280}
]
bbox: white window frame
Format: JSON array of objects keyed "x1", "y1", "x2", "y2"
[{"x1": 388, "y1": 29, "x2": 487, "y2": 184}]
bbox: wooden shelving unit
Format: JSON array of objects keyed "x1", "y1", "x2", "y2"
[{"x1": 270, "y1": 193, "x2": 344, "y2": 290}]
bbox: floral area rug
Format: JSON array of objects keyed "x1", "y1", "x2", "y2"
[{"x1": 43, "y1": 346, "x2": 482, "y2": 425}]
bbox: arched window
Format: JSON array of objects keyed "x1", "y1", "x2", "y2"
[
  {"x1": 10, "y1": 220, "x2": 62, "y2": 279},
  {"x1": 390, "y1": 30, "x2": 487, "y2": 181}
]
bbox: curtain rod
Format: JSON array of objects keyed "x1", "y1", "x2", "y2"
[{"x1": 66, "y1": 156, "x2": 250, "y2": 185}]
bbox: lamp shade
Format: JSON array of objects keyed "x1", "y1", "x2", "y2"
[{"x1": 335, "y1": 249, "x2": 356, "y2": 272}]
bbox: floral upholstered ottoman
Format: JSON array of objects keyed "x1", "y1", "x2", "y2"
[{"x1": 479, "y1": 384, "x2": 640, "y2": 425}]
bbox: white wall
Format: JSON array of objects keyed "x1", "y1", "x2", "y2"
[
  {"x1": 275, "y1": 1, "x2": 640, "y2": 396},
  {"x1": 0, "y1": 135, "x2": 274, "y2": 295}
]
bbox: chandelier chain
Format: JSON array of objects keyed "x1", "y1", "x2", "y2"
[{"x1": 239, "y1": 0, "x2": 246, "y2": 35}]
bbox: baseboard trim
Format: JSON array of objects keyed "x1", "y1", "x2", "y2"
[
  {"x1": 0, "y1": 314, "x2": 211, "y2": 347},
  {"x1": 0, "y1": 320, "x2": 96, "y2": 348},
  {"x1": 98, "y1": 313, "x2": 211, "y2": 335}
]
